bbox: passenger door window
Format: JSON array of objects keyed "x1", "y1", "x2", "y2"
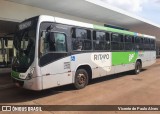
[
  {"x1": 44, "y1": 32, "x2": 67, "y2": 53},
  {"x1": 39, "y1": 32, "x2": 67, "y2": 66}
]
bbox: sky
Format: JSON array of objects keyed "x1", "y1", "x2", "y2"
[{"x1": 100, "y1": 0, "x2": 160, "y2": 25}]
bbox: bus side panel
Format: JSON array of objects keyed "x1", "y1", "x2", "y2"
[
  {"x1": 112, "y1": 51, "x2": 138, "y2": 74},
  {"x1": 41, "y1": 56, "x2": 72, "y2": 89},
  {"x1": 148, "y1": 51, "x2": 156, "y2": 67},
  {"x1": 70, "y1": 52, "x2": 112, "y2": 80},
  {"x1": 112, "y1": 63, "x2": 135, "y2": 74},
  {"x1": 137, "y1": 51, "x2": 156, "y2": 68},
  {"x1": 23, "y1": 77, "x2": 42, "y2": 91},
  {"x1": 150, "y1": 51, "x2": 156, "y2": 61}
]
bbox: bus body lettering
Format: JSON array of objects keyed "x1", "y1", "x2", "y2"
[{"x1": 94, "y1": 54, "x2": 109, "y2": 61}]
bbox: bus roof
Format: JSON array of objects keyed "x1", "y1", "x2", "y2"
[{"x1": 39, "y1": 15, "x2": 156, "y2": 39}]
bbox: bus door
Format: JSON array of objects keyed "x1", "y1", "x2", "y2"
[{"x1": 40, "y1": 24, "x2": 72, "y2": 89}]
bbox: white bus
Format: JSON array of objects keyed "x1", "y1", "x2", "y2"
[{"x1": 11, "y1": 15, "x2": 156, "y2": 90}]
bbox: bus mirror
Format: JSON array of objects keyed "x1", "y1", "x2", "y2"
[
  {"x1": 49, "y1": 32, "x2": 55, "y2": 42},
  {"x1": 47, "y1": 25, "x2": 54, "y2": 31}
]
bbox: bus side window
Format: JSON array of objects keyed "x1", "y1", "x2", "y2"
[
  {"x1": 140, "y1": 37, "x2": 144, "y2": 50},
  {"x1": 105, "y1": 32, "x2": 110, "y2": 50},
  {"x1": 111, "y1": 33, "x2": 123, "y2": 50},
  {"x1": 125, "y1": 35, "x2": 133, "y2": 50},
  {"x1": 72, "y1": 28, "x2": 92, "y2": 51},
  {"x1": 150, "y1": 39, "x2": 155, "y2": 50},
  {"x1": 93, "y1": 31, "x2": 104, "y2": 50},
  {"x1": 93, "y1": 31, "x2": 110, "y2": 50},
  {"x1": 135, "y1": 37, "x2": 140, "y2": 50},
  {"x1": 143, "y1": 38, "x2": 150, "y2": 50},
  {"x1": 147, "y1": 38, "x2": 150, "y2": 50}
]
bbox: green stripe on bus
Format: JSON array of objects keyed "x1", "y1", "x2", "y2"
[
  {"x1": 11, "y1": 70, "x2": 20, "y2": 79},
  {"x1": 112, "y1": 52, "x2": 138, "y2": 66},
  {"x1": 93, "y1": 25, "x2": 135, "y2": 36}
]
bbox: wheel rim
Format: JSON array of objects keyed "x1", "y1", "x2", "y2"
[{"x1": 77, "y1": 73, "x2": 86, "y2": 85}]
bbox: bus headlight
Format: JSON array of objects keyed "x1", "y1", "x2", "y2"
[{"x1": 26, "y1": 68, "x2": 35, "y2": 80}]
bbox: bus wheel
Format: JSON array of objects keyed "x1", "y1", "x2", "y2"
[
  {"x1": 134, "y1": 61, "x2": 141, "y2": 74},
  {"x1": 74, "y1": 69, "x2": 88, "y2": 89}
]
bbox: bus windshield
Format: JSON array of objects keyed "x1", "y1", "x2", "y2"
[{"x1": 13, "y1": 28, "x2": 36, "y2": 71}]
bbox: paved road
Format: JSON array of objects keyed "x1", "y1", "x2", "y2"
[
  {"x1": 0, "y1": 68, "x2": 12, "y2": 85},
  {"x1": 0, "y1": 59, "x2": 160, "y2": 114}
]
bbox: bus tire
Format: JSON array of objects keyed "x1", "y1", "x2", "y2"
[
  {"x1": 134, "y1": 61, "x2": 141, "y2": 74},
  {"x1": 74, "y1": 69, "x2": 88, "y2": 89}
]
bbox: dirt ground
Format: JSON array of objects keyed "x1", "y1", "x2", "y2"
[{"x1": 0, "y1": 59, "x2": 160, "y2": 114}]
